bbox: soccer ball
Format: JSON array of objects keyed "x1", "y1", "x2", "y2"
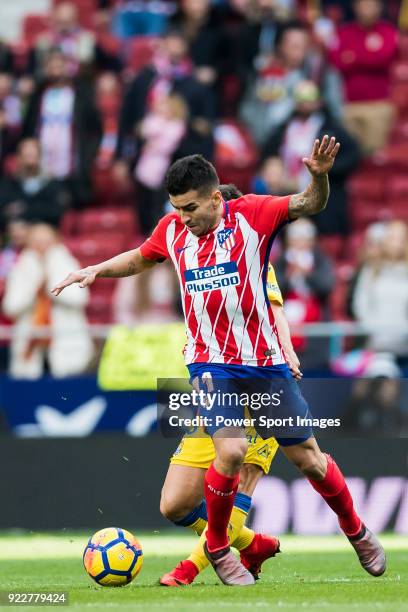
[{"x1": 83, "y1": 527, "x2": 143, "y2": 586}]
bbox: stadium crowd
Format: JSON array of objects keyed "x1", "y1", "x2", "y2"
[{"x1": 0, "y1": 0, "x2": 407, "y2": 403}]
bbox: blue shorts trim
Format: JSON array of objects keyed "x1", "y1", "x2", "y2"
[{"x1": 188, "y1": 362, "x2": 292, "y2": 381}]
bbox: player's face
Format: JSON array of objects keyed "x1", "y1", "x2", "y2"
[{"x1": 169, "y1": 189, "x2": 223, "y2": 236}]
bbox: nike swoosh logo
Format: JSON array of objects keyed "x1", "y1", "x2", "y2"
[{"x1": 177, "y1": 246, "x2": 191, "y2": 253}]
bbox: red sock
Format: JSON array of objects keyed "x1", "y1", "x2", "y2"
[
  {"x1": 308, "y1": 453, "x2": 362, "y2": 537},
  {"x1": 204, "y1": 462, "x2": 240, "y2": 552}
]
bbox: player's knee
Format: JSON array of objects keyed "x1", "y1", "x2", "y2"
[
  {"x1": 159, "y1": 494, "x2": 174, "y2": 521},
  {"x1": 217, "y1": 439, "x2": 247, "y2": 472},
  {"x1": 160, "y1": 493, "x2": 195, "y2": 523}
]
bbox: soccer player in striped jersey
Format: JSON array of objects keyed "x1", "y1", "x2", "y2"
[
  {"x1": 53, "y1": 137, "x2": 386, "y2": 584},
  {"x1": 158, "y1": 183, "x2": 298, "y2": 587}
]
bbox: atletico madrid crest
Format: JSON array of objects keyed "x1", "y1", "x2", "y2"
[{"x1": 217, "y1": 228, "x2": 235, "y2": 251}]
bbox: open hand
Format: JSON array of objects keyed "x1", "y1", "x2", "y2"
[
  {"x1": 303, "y1": 135, "x2": 340, "y2": 177},
  {"x1": 51, "y1": 267, "x2": 97, "y2": 297}
]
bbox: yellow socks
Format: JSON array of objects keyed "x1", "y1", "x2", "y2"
[{"x1": 187, "y1": 493, "x2": 255, "y2": 572}]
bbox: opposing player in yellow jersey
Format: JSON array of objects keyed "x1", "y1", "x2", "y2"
[{"x1": 159, "y1": 184, "x2": 302, "y2": 586}]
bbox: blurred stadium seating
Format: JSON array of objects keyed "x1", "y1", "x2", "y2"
[{"x1": 0, "y1": 0, "x2": 407, "y2": 370}]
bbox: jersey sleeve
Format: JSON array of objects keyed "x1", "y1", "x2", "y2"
[
  {"x1": 266, "y1": 264, "x2": 283, "y2": 306},
  {"x1": 139, "y1": 216, "x2": 171, "y2": 262},
  {"x1": 236, "y1": 194, "x2": 291, "y2": 237}
]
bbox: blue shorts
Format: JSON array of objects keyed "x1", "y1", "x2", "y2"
[{"x1": 187, "y1": 363, "x2": 313, "y2": 446}]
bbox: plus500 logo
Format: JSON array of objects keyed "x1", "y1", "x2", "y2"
[{"x1": 184, "y1": 262, "x2": 240, "y2": 294}]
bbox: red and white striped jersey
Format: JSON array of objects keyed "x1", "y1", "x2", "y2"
[{"x1": 139, "y1": 194, "x2": 291, "y2": 366}]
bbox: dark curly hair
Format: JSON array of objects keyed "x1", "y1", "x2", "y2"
[{"x1": 165, "y1": 154, "x2": 219, "y2": 196}]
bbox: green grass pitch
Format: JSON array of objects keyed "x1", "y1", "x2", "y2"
[{"x1": 0, "y1": 533, "x2": 407, "y2": 612}]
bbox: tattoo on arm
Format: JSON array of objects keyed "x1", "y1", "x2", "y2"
[
  {"x1": 102, "y1": 254, "x2": 156, "y2": 278},
  {"x1": 102, "y1": 261, "x2": 138, "y2": 278},
  {"x1": 94, "y1": 247, "x2": 158, "y2": 279},
  {"x1": 289, "y1": 174, "x2": 329, "y2": 220},
  {"x1": 103, "y1": 268, "x2": 127, "y2": 278},
  {"x1": 127, "y1": 260, "x2": 137, "y2": 275}
]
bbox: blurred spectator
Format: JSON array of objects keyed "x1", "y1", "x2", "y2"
[
  {"x1": 0, "y1": 220, "x2": 29, "y2": 371},
  {"x1": 329, "y1": 0, "x2": 398, "y2": 154},
  {"x1": 240, "y1": 21, "x2": 343, "y2": 144},
  {"x1": 170, "y1": 0, "x2": 225, "y2": 87},
  {"x1": 309, "y1": 5, "x2": 338, "y2": 49},
  {"x1": 0, "y1": 220, "x2": 29, "y2": 301},
  {"x1": 0, "y1": 73, "x2": 22, "y2": 135},
  {"x1": 2, "y1": 223, "x2": 94, "y2": 379},
  {"x1": 276, "y1": 218, "x2": 335, "y2": 318},
  {"x1": 112, "y1": 0, "x2": 175, "y2": 38},
  {"x1": 29, "y1": 1, "x2": 122, "y2": 77},
  {"x1": 135, "y1": 93, "x2": 188, "y2": 233},
  {"x1": 275, "y1": 218, "x2": 334, "y2": 361},
  {"x1": 347, "y1": 221, "x2": 387, "y2": 317},
  {"x1": 95, "y1": 73, "x2": 122, "y2": 169},
  {"x1": 115, "y1": 29, "x2": 216, "y2": 190},
  {"x1": 0, "y1": 104, "x2": 17, "y2": 177},
  {"x1": 0, "y1": 139, "x2": 70, "y2": 229},
  {"x1": 1, "y1": 220, "x2": 29, "y2": 261},
  {"x1": 23, "y1": 50, "x2": 102, "y2": 204},
  {"x1": 0, "y1": 40, "x2": 13, "y2": 73},
  {"x1": 235, "y1": 0, "x2": 296, "y2": 87},
  {"x1": 229, "y1": 0, "x2": 253, "y2": 16},
  {"x1": 262, "y1": 80, "x2": 361, "y2": 235},
  {"x1": 322, "y1": 0, "x2": 400, "y2": 24},
  {"x1": 15, "y1": 76, "x2": 36, "y2": 118},
  {"x1": 251, "y1": 156, "x2": 296, "y2": 195},
  {"x1": 352, "y1": 220, "x2": 408, "y2": 361},
  {"x1": 343, "y1": 357, "x2": 405, "y2": 434}
]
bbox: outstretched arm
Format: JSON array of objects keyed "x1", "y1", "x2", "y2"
[
  {"x1": 51, "y1": 248, "x2": 156, "y2": 297},
  {"x1": 288, "y1": 135, "x2": 340, "y2": 220}
]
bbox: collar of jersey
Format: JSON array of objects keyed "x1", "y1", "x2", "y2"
[{"x1": 223, "y1": 199, "x2": 229, "y2": 218}]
